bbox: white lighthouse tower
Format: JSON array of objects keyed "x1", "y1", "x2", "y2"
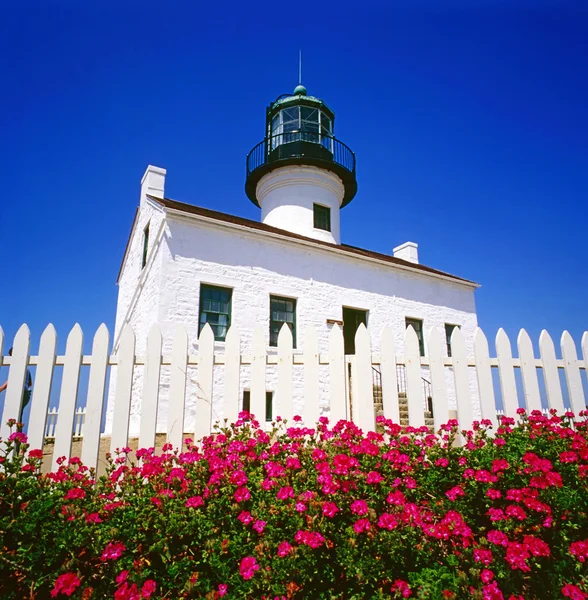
[{"x1": 245, "y1": 84, "x2": 357, "y2": 244}]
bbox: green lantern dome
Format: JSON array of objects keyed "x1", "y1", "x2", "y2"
[{"x1": 293, "y1": 84, "x2": 307, "y2": 96}]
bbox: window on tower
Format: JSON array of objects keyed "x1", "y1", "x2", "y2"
[
  {"x1": 313, "y1": 203, "x2": 331, "y2": 232},
  {"x1": 199, "y1": 284, "x2": 232, "y2": 341}
]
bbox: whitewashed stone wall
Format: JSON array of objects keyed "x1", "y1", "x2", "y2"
[
  {"x1": 104, "y1": 196, "x2": 165, "y2": 435},
  {"x1": 103, "y1": 210, "x2": 480, "y2": 436}
]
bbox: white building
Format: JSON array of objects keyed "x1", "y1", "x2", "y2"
[{"x1": 105, "y1": 84, "x2": 479, "y2": 435}]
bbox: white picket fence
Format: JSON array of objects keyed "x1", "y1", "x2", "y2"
[
  {"x1": 0, "y1": 323, "x2": 587, "y2": 473},
  {"x1": 45, "y1": 407, "x2": 86, "y2": 439}
]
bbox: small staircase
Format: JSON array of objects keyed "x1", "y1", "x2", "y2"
[{"x1": 373, "y1": 386, "x2": 434, "y2": 432}]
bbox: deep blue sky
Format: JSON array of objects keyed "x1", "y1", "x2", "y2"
[{"x1": 1, "y1": 0, "x2": 587, "y2": 356}]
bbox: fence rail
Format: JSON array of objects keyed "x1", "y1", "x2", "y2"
[{"x1": 1, "y1": 323, "x2": 587, "y2": 473}]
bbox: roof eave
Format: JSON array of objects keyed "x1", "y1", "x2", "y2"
[{"x1": 149, "y1": 196, "x2": 479, "y2": 290}]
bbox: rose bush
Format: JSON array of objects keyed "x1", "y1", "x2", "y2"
[{"x1": 0, "y1": 409, "x2": 587, "y2": 599}]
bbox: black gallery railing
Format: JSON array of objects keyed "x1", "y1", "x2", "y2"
[{"x1": 246, "y1": 131, "x2": 356, "y2": 177}]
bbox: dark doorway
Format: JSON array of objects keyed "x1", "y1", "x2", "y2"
[{"x1": 342, "y1": 307, "x2": 368, "y2": 355}]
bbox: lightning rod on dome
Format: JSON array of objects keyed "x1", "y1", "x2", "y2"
[{"x1": 298, "y1": 50, "x2": 302, "y2": 86}]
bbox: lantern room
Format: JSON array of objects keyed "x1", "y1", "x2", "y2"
[{"x1": 245, "y1": 85, "x2": 357, "y2": 244}]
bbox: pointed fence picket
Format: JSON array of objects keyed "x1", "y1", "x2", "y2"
[
  {"x1": 428, "y1": 327, "x2": 449, "y2": 432},
  {"x1": 405, "y1": 325, "x2": 425, "y2": 428},
  {"x1": 562, "y1": 332, "x2": 585, "y2": 415},
  {"x1": 518, "y1": 329, "x2": 542, "y2": 413},
  {"x1": 110, "y1": 325, "x2": 135, "y2": 454},
  {"x1": 474, "y1": 328, "x2": 498, "y2": 431},
  {"x1": 250, "y1": 327, "x2": 266, "y2": 422},
  {"x1": 167, "y1": 326, "x2": 188, "y2": 450},
  {"x1": 379, "y1": 326, "x2": 399, "y2": 425},
  {"x1": 82, "y1": 325, "x2": 109, "y2": 469},
  {"x1": 27, "y1": 325, "x2": 57, "y2": 453},
  {"x1": 352, "y1": 324, "x2": 375, "y2": 433},
  {"x1": 195, "y1": 324, "x2": 214, "y2": 442},
  {"x1": 138, "y1": 325, "x2": 162, "y2": 450},
  {"x1": 328, "y1": 325, "x2": 347, "y2": 423},
  {"x1": 223, "y1": 326, "x2": 241, "y2": 425},
  {"x1": 303, "y1": 325, "x2": 320, "y2": 428},
  {"x1": 1, "y1": 322, "x2": 587, "y2": 471},
  {"x1": 539, "y1": 330, "x2": 565, "y2": 414},
  {"x1": 452, "y1": 327, "x2": 473, "y2": 431},
  {"x1": 276, "y1": 324, "x2": 293, "y2": 424},
  {"x1": 496, "y1": 328, "x2": 519, "y2": 416},
  {"x1": 0, "y1": 325, "x2": 30, "y2": 441},
  {"x1": 52, "y1": 325, "x2": 83, "y2": 471}
]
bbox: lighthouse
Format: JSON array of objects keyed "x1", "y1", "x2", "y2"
[{"x1": 245, "y1": 84, "x2": 357, "y2": 245}]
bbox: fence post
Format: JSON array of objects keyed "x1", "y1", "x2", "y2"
[
  {"x1": 276, "y1": 323, "x2": 293, "y2": 423},
  {"x1": 352, "y1": 323, "x2": 374, "y2": 433},
  {"x1": 496, "y1": 329, "x2": 519, "y2": 417},
  {"x1": 110, "y1": 324, "x2": 136, "y2": 455},
  {"x1": 380, "y1": 326, "x2": 400, "y2": 424},
  {"x1": 474, "y1": 328, "x2": 498, "y2": 431},
  {"x1": 223, "y1": 326, "x2": 241, "y2": 425},
  {"x1": 0, "y1": 324, "x2": 30, "y2": 441},
  {"x1": 195, "y1": 324, "x2": 214, "y2": 442},
  {"x1": 82, "y1": 324, "x2": 110, "y2": 470},
  {"x1": 561, "y1": 331, "x2": 585, "y2": 415},
  {"x1": 329, "y1": 324, "x2": 347, "y2": 424},
  {"x1": 251, "y1": 327, "x2": 266, "y2": 424},
  {"x1": 539, "y1": 330, "x2": 564, "y2": 414},
  {"x1": 451, "y1": 327, "x2": 472, "y2": 435},
  {"x1": 167, "y1": 326, "x2": 188, "y2": 449},
  {"x1": 303, "y1": 325, "x2": 319, "y2": 427},
  {"x1": 428, "y1": 327, "x2": 448, "y2": 432},
  {"x1": 138, "y1": 325, "x2": 162, "y2": 451},
  {"x1": 27, "y1": 324, "x2": 57, "y2": 454},
  {"x1": 52, "y1": 324, "x2": 83, "y2": 471},
  {"x1": 405, "y1": 325, "x2": 424, "y2": 428},
  {"x1": 517, "y1": 329, "x2": 541, "y2": 412}
]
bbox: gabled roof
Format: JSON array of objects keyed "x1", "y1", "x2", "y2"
[{"x1": 146, "y1": 196, "x2": 477, "y2": 287}]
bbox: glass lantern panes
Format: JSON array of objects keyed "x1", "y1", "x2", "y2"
[
  {"x1": 269, "y1": 296, "x2": 296, "y2": 347},
  {"x1": 301, "y1": 107, "x2": 319, "y2": 142},
  {"x1": 270, "y1": 105, "x2": 334, "y2": 149},
  {"x1": 199, "y1": 284, "x2": 232, "y2": 341},
  {"x1": 321, "y1": 113, "x2": 333, "y2": 151},
  {"x1": 282, "y1": 107, "x2": 299, "y2": 138}
]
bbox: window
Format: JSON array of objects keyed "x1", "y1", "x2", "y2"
[
  {"x1": 269, "y1": 295, "x2": 296, "y2": 347},
  {"x1": 141, "y1": 223, "x2": 150, "y2": 269},
  {"x1": 242, "y1": 390, "x2": 274, "y2": 422},
  {"x1": 445, "y1": 324, "x2": 460, "y2": 357},
  {"x1": 313, "y1": 204, "x2": 331, "y2": 232},
  {"x1": 199, "y1": 284, "x2": 232, "y2": 341},
  {"x1": 405, "y1": 318, "x2": 425, "y2": 356}
]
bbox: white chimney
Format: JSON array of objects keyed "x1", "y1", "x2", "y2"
[
  {"x1": 393, "y1": 241, "x2": 419, "y2": 264},
  {"x1": 140, "y1": 165, "x2": 166, "y2": 205}
]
